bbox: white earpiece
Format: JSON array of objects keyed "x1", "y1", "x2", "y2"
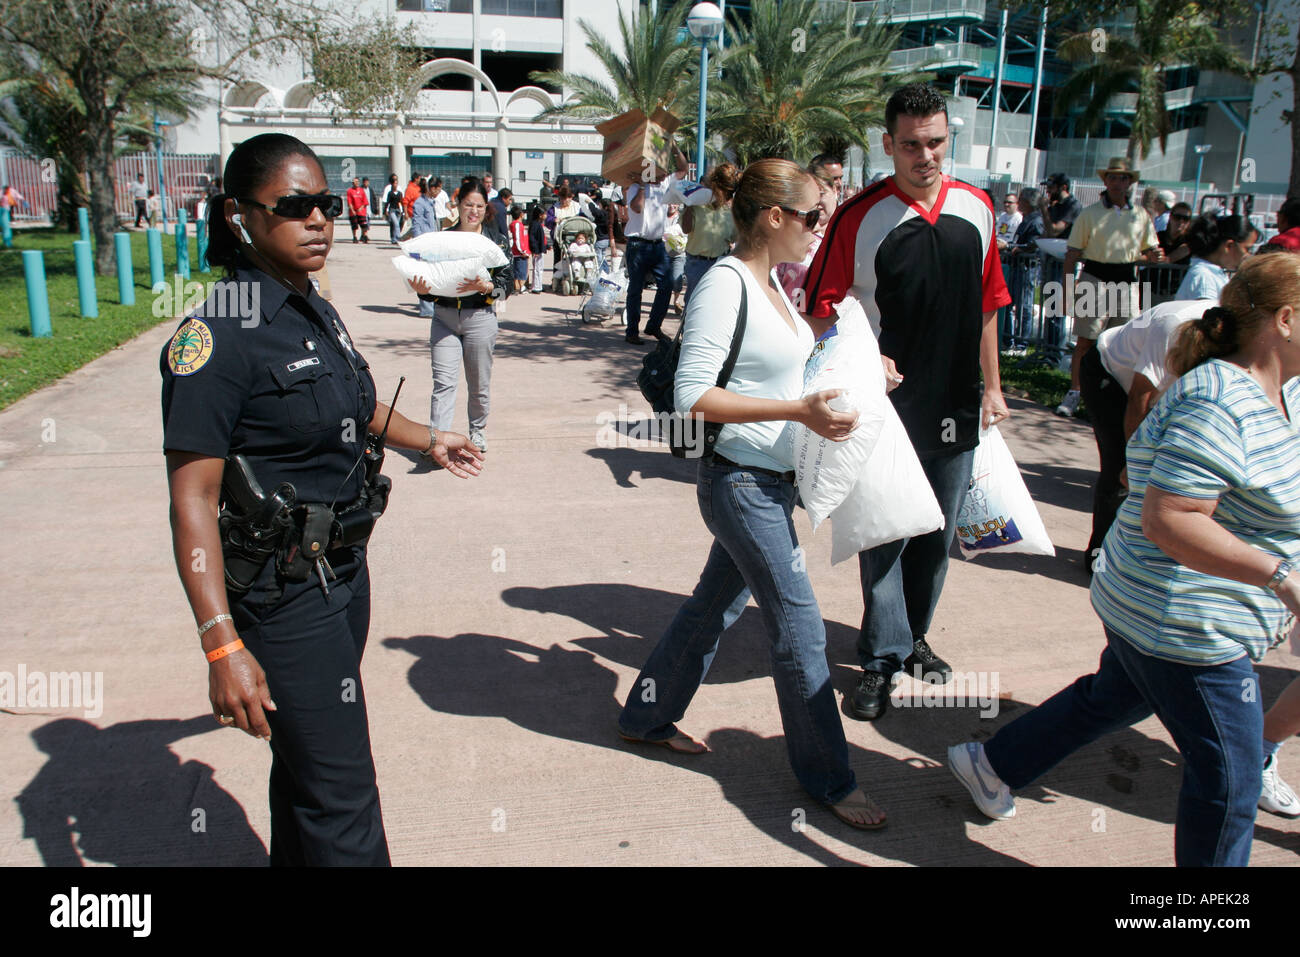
[{"x1": 231, "y1": 212, "x2": 253, "y2": 245}]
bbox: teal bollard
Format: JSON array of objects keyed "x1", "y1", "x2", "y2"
[
  {"x1": 23, "y1": 250, "x2": 52, "y2": 337},
  {"x1": 174, "y1": 222, "x2": 190, "y2": 280},
  {"x1": 77, "y1": 207, "x2": 90, "y2": 244},
  {"x1": 196, "y1": 220, "x2": 208, "y2": 272},
  {"x1": 147, "y1": 228, "x2": 164, "y2": 287},
  {"x1": 178, "y1": 208, "x2": 187, "y2": 227},
  {"x1": 1, "y1": 207, "x2": 11, "y2": 248},
  {"x1": 114, "y1": 232, "x2": 135, "y2": 305},
  {"x1": 73, "y1": 240, "x2": 98, "y2": 317}
]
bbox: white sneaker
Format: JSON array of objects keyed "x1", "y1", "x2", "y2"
[
  {"x1": 469, "y1": 429, "x2": 487, "y2": 452},
  {"x1": 1056, "y1": 389, "x2": 1081, "y2": 417},
  {"x1": 1260, "y1": 754, "x2": 1300, "y2": 817},
  {"x1": 948, "y1": 742, "x2": 1016, "y2": 820}
]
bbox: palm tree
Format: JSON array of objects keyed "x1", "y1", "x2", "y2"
[
  {"x1": 707, "y1": 0, "x2": 917, "y2": 166},
  {"x1": 1054, "y1": 0, "x2": 1249, "y2": 163},
  {"x1": 528, "y1": 0, "x2": 696, "y2": 124}
]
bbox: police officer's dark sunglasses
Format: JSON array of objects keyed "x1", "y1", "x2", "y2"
[
  {"x1": 239, "y1": 193, "x2": 344, "y2": 219},
  {"x1": 766, "y1": 205, "x2": 821, "y2": 229}
]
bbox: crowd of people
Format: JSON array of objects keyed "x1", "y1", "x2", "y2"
[{"x1": 160, "y1": 78, "x2": 1300, "y2": 867}]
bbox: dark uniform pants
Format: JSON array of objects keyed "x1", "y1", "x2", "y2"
[{"x1": 230, "y1": 545, "x2": 390, "y2": 866}]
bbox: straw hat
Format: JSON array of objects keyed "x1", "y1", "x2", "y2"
[{"x1": 1097, "y1": 156, "x2": 1140, "y2": 181}]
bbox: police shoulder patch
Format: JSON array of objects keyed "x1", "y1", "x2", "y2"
[{"x1": 167, "y1": 318, "x2": 215, "y2": 376}]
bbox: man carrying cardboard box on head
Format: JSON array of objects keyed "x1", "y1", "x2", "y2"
[{"x1": 598, "y1": 107, "x2": 691, "y2": 345}]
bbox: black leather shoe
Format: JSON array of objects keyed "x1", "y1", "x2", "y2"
[
  {"x1": 904, "y1": 638, "x2": 953, "y2": 684},
  {"x1": 625, "y1": 334, "x2": 645, "y2": 344},
  {"x1": 847, "y1": 670, "x2": 891, "y2": 721}
]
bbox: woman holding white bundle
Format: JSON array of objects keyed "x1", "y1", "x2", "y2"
[
  {"x1": 409, "y1": 178, "x2": 512, "y2": 454},
  {"x1": 618, "y1": 159, "x2": 887, "y2": 830}
]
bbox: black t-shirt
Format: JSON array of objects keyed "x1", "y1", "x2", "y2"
[
  {"x1": 591, "y1": 204, "x2": 610, "y2": 241},
  {"x1": 160, "y1": 263, "x2": 377, "y2": 505},
  {"x1": 804, "y1": 177, "x2": 1011, "y2": 456},
  {"x1": 1047, "y1": 195, "x2": 1082, "y2": 239}
]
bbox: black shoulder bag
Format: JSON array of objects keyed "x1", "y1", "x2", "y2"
[{"x1": 636, "y1": 263, "x2": 748, "y2": 459}]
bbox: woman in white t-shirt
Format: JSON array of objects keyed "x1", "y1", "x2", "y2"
[{"x1": 618, "y1": 159, "x2": 887, "y2": 831}]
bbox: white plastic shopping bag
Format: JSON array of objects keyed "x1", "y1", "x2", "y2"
[
  {"x1": 791, "y1": 298, "x2": 888, "y2": 528},
  {"x1": 828, "y1": 404, "x2": 944, "y2": 564},
  {"x1": 391, "y1": 255, "x2": 491, "y2": 298},
  {"x1": 398, "y1": 231, "x2": 508, "y2": 266},
  {"x1": 955, "y1": 426, "x2": 1055, "y2": 559},
  {"x1": 392, "y1": 231, "x2": 509, "y2": 298}
]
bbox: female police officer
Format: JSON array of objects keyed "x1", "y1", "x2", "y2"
[{"x1": 161, "y1": 133, "x2": 483, "y2": 866}]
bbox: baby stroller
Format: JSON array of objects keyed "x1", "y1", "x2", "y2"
[{"x1": 552, "y1": 216, "x2": 599, "y2": 296}]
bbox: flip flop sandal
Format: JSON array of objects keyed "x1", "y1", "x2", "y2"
[
  {"x1": 619, "y1": 731, "x2": 709, "y2": 755},
  {"x1": 829, "y1": 794, "x2": 888, "y2": 831}
]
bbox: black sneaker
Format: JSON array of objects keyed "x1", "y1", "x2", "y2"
[
  {"x1": 904, "y1": 638, "x2": 953, "y2": 685},
  {"x1": 847, "y1": 671, "x2": 892, "y2": 721}
]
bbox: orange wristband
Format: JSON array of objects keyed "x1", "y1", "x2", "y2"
[{"x1": 205, "y1": 639, "x2": 245, "y2": 663}]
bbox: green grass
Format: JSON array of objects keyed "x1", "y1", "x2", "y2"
[
  {"x1": 998, "y1": 348, "x2": 1090, "y2": 420},
  {"x1": 0, "y1": 227, "x2": 216, "y2": 409}
]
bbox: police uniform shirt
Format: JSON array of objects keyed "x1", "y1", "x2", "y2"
[{"x1": 160, "y1": 263, "x2": 377, "y2": 505}]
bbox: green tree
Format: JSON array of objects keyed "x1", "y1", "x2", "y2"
[
  {"x1": 310, "y1": 18, "x2": 426, "y2": 120},
  {"x1": 707, "y1": 0, "x2": 916, "y2": 166},
  {"x1": 527, "y1": 0, "x2": 696, "y2": 123},
  {"x1": 0, "y1": 0, "x2": 332, "y2": 275},
  {"x1": 1053, "y1": 0, "x2": 1250, "y2": 164}
]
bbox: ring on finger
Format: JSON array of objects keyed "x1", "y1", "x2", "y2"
[{"x1": 217, "y1": 714, "x2": 235, "y2": 725}]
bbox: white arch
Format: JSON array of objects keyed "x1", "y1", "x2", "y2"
[
  {"x1": 225, "y1": 81, "x2": 278, "y2": 110},
  {"x1": 403, "y1": 58, "x2": 502, "y2": 114},
  {"x1": 505, "y1": 85, "x2": 558, "y2": 116},
  {"x1": 283, "y1": 81, "x2": 321, "y2": 110}
]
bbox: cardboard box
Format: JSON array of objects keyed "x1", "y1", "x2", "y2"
[{"x1": 595, "y1": 107, "x2": 681, "y2": 186}]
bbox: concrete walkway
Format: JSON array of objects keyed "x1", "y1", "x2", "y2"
[{"x1": 2, "y1": 236, "x2": 1297, "y2": 866}]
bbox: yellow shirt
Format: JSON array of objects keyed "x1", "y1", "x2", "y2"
[
  {"x1": 684, "y1": 205, "x2": 736, "y2": 258},
  {"x1": 1068, "y1": 198, "x2": 1158, "y2": 264}
]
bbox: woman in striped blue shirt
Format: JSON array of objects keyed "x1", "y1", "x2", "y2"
[{"x1": 949, "y1": 252, "x2": 1300, "y2": 865}]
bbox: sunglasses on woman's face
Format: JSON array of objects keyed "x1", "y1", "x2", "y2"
[
  {"x1": 769, "y1": 205, "x2": 821, "y2": 230},
  {"x1": 240, "y1": 193, "x2": 344, "y2": 219}
]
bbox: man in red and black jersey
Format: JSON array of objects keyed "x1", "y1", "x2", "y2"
[{"x1": 803, "y1": 84, "x2": 1012, "y2": 721}]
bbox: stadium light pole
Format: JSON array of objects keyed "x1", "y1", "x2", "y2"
[
  {"x1": 687, "y1": 3, "x2": 725, "y2": 179},
  {"x1": 1193, "y1": 144, "x2": 1212, "y2": 212}
]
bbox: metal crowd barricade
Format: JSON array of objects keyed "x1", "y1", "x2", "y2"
[
  {"x1": 1000, "y1": 248, "x2": 1188, "y2": 368},
  {"x1": 1001, "y1": 248, "x2": 1069, "y2": 369}
]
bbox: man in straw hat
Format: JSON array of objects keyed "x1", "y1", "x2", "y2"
[
  {"x1": 1057, "y1": 157, "x2": 1163, "y2": 423},
  {"x1": 1060, "y1": 157, "x2": 1164, "y2": 579}
]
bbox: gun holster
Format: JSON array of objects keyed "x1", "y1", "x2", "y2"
[{"x1": 218, "y1": 462, "x2": 296, "y2": 597}]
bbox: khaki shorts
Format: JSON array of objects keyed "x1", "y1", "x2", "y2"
[{"x1": 1072, "y1": 271, "x2": 1142, "y2": 340}]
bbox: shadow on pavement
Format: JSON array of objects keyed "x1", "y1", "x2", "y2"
[
  {"x1": 383, "y1": 628, "x2": 1027, "y2": 865},
  {"x1": 585, "y1": 446, "x2": 696, "y2": 488},
  {"x1": 15, "y1": 715, "x2": 267, "y2": 866}
]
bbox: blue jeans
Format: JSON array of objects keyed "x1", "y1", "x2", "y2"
[
  {"x1": 619, "y1": 459, "x2": 858, "y2": 804},
  {"x1": 624, "y1": 237, "x2": 671, "y2": 338},
  {"x1": 984, "y1": 626, "x2": 1263, "y2": 867},
  {"x1": 683, "y1": 253, "x2": 717, "y2": 309},
  {"x1": 387, "y1": 209, "x2": 403, "y2": 242},
  {"x1": 595, "y1": 238, "x2": 610, "y2": 274},
  {"x1": 857, "y1": 447, "x2": 974, "y2": 672},
  {"x1": 670, "y1": 252, "x2": 686, "y2": 293}
]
